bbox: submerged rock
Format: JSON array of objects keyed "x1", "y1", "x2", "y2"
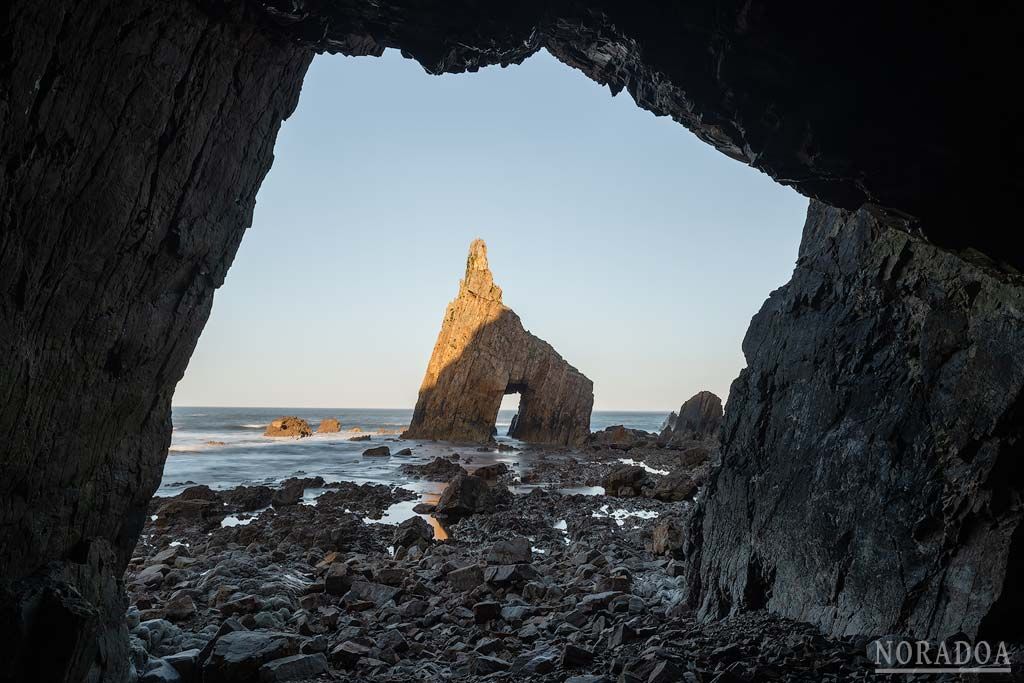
[
  {"x1": 264, "y1": 417, "x2": 312, "y2": 438},
  {"x1": 402, "y1": 240, "x2": 593, "y2": 446}
]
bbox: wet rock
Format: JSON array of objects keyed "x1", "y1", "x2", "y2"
[
  {"x1": 258, "y1": 653, "x2": 328, "y2": 682},
  {"x1": 447, "y1": 565, "x2": 484, "y2": 592},
  {"x1": 323, "y1": 563, "x2": 352, "y2": 596},
  {"x1": 399, "y1": 457, "x2": 467, "y2": 482},
  {"x1": 349, "y1": 435, "x2": 371, "y2": 441},
  {"x1": 179, "y1": 484, "x2": 219, "y2": 501},
  {"x1": 472, "y1": 462, "x2": 509, "y2": 480},
  {"x1": 391, "y1": 516, "x2": 432, "y2": 549},
  {"x1": 435, "y1": 474, "x2": 510, "y2": 517},
  {"x1": 560, "y1": 643, "x2": 595, "y2": 668},
  {"x1": 345, "y1": 581, "x2": 400, "y2": 605},
  {"x1": 164, "y1": 594, "x2": 196, "y2": 621},
  {"x1": 224, "y1": 486, "x2": 274, "y2": 512},
  {"x1": 588, "y1": 425, "x2": 653, "y2": 450},
  {"x1": 651, "y1": 470, "x2": 697, "y2": 502},
  {"x1": 485, "y1": 536, "x2": 532, "y2": 564},
  {"x1": 329, "y1": 639, "x2": 371, "y2": 668},
  {"x1": 154, "y1": 499, "x2": 222, "y2": 527},
  {"x1": 484, "y1": 564, "x2": 538, "y2": 586},
  {"x1": 201, "y1": 631, "x2": 299, "y2": 683},
  {"x1": 602, "y1": 465, "x2": 648, "y2": 497},
  {"x1": 164, "y1": 649, "x2": 200, "y2": 681},
  {"x1": 473, "y1": 655, "x2": 511, "y2": 674},
  {"x1": 316, "y1": 418, "x2": 341, "y2": 433},
  {"x1": 362, "y1": 446, "x2": 390, "y2": 457},
  {"x1": 652, "y1": 518, "x2": 685, "y2": 557},
  {"x1": 264, "y1": 417, "x2": 312, "y2": 438},
  {"x1": 402, "y1": 240, "x2": 593, "y2": 446},
  {"x1": 394, "y1": 447, "x2": 413, "y2": 456},
  {"x1": 140, "y1": 659, "x2": 182, "y2": 683},
  {"x1": 411, "y1": 503, "x2": 436, "y2": 514},
  {"x1": 271, "y1": 483, "x2": 303, "y2": 507},
  {"x1": 473, "y1": 601, "x2": 501, "y2": 624}
]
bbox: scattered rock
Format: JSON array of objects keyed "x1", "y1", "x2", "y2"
[{"x1": 362, "y1": 446, "x2": 390, "y2": 457}]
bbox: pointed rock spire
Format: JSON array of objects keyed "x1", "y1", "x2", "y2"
[{"x1": 403, "y1": 239, "x2": 593, "y2": 445}]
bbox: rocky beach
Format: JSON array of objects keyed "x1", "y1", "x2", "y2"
[{"x1": 127, "y1": 403, "x2": 889, "y2": 683}]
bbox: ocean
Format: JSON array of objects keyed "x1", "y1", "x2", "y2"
[{"x1": 162, "y1": 407, "x2": 670, "y2": 496}]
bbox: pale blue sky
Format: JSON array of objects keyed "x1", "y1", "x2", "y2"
[{"x1": 173, "y1": 49, "x2": 807, "y2": 411}]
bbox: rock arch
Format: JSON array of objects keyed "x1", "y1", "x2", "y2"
[{"x1": 402, "y1": 240, "x2": 593, "y2": 446}]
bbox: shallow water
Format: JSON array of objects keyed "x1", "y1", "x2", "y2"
[{"x1": 163, "y1": 407, "x2": 671, "y2": 536}]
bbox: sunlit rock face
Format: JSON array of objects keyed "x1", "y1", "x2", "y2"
[
  {"x1": 403, "y1": 240, "x2": 593, "y2": 446},
  {"x1": 687, "y1": 201, "x2": 1024, "y2": 641}
]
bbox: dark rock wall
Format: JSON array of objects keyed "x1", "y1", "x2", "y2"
[
  {"x1": 0, "y1": 1, "x2": 311, "y2": 679},
  {"x1": 687, "y1": 201, "x2": 1024, "y2": 640}
]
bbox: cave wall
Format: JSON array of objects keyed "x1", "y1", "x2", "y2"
[
  {"x1": 2, "y1": 0, "x2": 1023, "y2": 679},
  {"x1": 0, "y1": 1, "x2": 311, "y2": 679},
  {"x1": 686, "y1": 201, "x2": 1024, "y2": 640}
]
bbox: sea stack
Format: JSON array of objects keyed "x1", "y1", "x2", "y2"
[{"x1": 403, "y1": 239, "x2": 593, "y2": 445}]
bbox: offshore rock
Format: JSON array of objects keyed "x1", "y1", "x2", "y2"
[
  {"x1": 659, "y1": 391, "x2": 723, "y2": 445},
  {"x1": 401, "y1": 241, "x2": 593, "y2": 448},
  {"x1": 403, "y1": 240, "x2": 593, "y2": 446},
  {"x1": 264, "y1": 417, "x2": 312, "y2": 438},
  {"x1": 316, "y1": 418, "x2": 341, "y2": 433},
  {"x1": 689, "y1": 201, "x2": 1024, "y2": 641}
]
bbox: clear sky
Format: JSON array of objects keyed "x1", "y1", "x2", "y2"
[{"x1": 173, "y1": 49, "x2": 807, "y2": 411}]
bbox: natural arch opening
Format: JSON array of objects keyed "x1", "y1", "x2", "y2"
[{"x1": 3, "y1": 3, "x2": 1024, "y2": 682}]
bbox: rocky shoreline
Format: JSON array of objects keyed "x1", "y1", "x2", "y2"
[{"x1": 124, "y1": 427, "x2": 1024, "y2": 682}]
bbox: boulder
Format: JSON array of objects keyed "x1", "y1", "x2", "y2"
[
  {"x1": 258, "y1": 653, "x2": 328, "y2": 682},
  {"x1": 652, "y1": 470, "x2": 698, "y2": 502},
  {"x1": 434, "y1": 474, "x2": 509, "y2": 517},
  {"x1": 485, "y1": 536, "x2": 532, "y2": 565},
  {"x1": 316, "y1": 418, "x2": 341, "y2": 433},
  {"x1": 447, "y1": 565, "x2": 484, "y2": 592},
  {"x1": 402, "y1": 240, "x2": 593, "y2": 446},
  {"x1": 601, "y1": 465, "x2": 648, "y2": 497},
  {"x1": 263, "y1": 417, "x2": 312, "y2": 438},
  {"x1": 362, "y1": 446, "x2": 390, "y2": 457},
  {"x1": 178, "y1": 484, "x2": 219, "y2": 501},
  {"x1": 472, "y1": 462, "x2": 509, "y2": 480},
  {"x1": 201, "y1": 631, "x2": 299, "y2": 683},
  {"x1": 224, "y1": 486, "x2": 274, "y2": 512},
  {"x1": 399, "y1": 456, "x2": 467, "y2": 481},
  {"x1": 587, "y1": 425, "x2": 653, "y2": 450},
  {"x1": 271, "y1": 482, "x2": 303, "y2": 507},
  {"x1": 391, "y1": 516, "x2": 432, "y2": 549}
]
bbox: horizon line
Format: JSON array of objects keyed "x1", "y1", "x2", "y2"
[{"x1": 170, "y1": 404, "x2": 675, "y2": 413}]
